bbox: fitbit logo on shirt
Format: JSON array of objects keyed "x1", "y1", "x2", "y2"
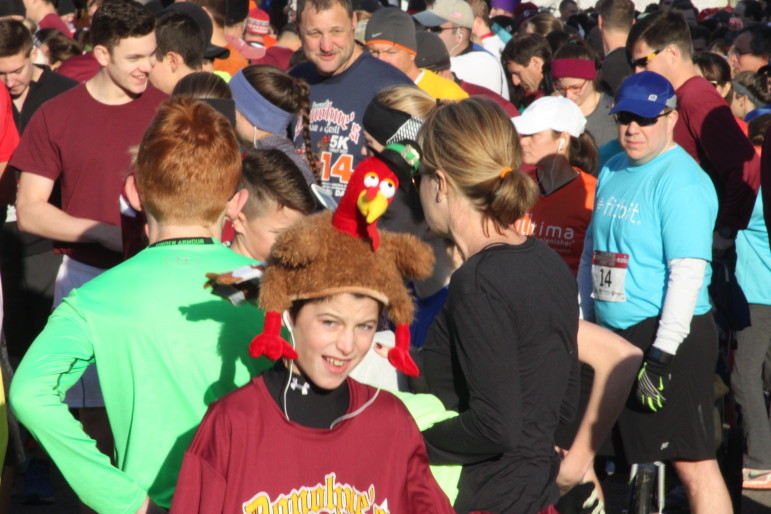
[
  {"x1": 595, "y1": 196, "x2": 642, "y2": 224},
  {"x1": 241, "y1": 472, "x2": 390, "y2": 513}
]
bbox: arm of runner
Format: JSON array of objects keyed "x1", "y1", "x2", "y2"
[
  {"x1": 422, "y1": 292, "x2": 525, "y2": 458},
  {"x1": 652, "y1": 257, "x2": 707, "y2": 355},
  {"x1": 16, "y1": 172, "x2": 122, "y2": 252},
  {"x1": 577, "y1": 232, "x2": 595, "y2": 322},
  {"x1": 9, "y1": 295, "x2": 148, "y2": 514},
  {"x1": 557, "y1": 320, "x2": 642, "y2": 493}
]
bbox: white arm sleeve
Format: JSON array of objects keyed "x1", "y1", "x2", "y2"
[
  {"x1": 652, "y1": 257, "x2": 708, "y2": 355},
  {"x1": 577, "y1": 231, "x2": 595, "y2": 322}
]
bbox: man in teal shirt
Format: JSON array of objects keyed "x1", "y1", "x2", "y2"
[{"x1": 10, "y1": 97, "x2": 273, "y2": 513}]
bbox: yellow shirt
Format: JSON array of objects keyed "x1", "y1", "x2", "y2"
[{"x1": 416, "y1": 69, "x2": 469, "y2": 101}]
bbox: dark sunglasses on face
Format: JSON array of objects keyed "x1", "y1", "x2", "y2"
[
  {"x1": 614, "y1": 111, "x2": 668, "y2": 127},
  {"x1": 630, "y1": 46, "x2": 666, "y2": 68},
  {"x1": 429, "y1": 26, "x2": 456, "y2": 33}
]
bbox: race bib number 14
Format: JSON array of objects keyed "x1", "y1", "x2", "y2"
[{"x1": 591, "y1": 251, "x2": 629, "y2": 302}]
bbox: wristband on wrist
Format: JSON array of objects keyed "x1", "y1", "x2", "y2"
[{"x1": 648, "y1": 347, "x2": 674, "y2": 365}]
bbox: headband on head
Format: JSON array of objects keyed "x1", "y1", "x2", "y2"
[
  {"x1": 732, "y1": 81, "x2": 764, "y2": 109},
  {"x1": 363, "y1": 98, "x2": 424, "y2": 146},
  {"x1": 230, "y1": 70, "x2": 295, "y2": 135},
  {"x1": 551, "y1": 58, "x2": 597, "y2": 81}
]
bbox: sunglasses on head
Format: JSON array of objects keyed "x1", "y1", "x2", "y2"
[{"x1": 614, "y1": 110, "x2": 669, "y2": 126}]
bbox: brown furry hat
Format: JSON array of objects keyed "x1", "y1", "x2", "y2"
[{"x1": 249, "y1": 157, "x2": 434, "y2": 377}]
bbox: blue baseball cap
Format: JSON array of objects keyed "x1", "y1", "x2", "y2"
[{"x1": 610, "y1": 71, "x2": 677, "y2": 118}]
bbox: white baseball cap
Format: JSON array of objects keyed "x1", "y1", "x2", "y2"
[{"x1": 512, "y1": 96, "x2": 587, "y2": 138}]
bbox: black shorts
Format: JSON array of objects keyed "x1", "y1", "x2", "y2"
[{"x1": 616, "y1": 313, "x2": 718, "y2": 463}]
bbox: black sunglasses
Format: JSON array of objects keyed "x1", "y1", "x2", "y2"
[
  {"x1": 411, "y1": 165, "x2": 433, "y2": 189},
  {"x1": 614, "y1": 111, "x2": 669, "y2": 126},
  {"x1": 630, "y1": 47, "x2": 666, "y2": 68},
  {"x1": 428, "y1": 26, "x2": 456, "y2": 33}
]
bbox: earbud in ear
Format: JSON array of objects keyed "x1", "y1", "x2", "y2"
[
  {"x1": 456, "y1": 28, "x2": 462, "y2": 40},
  {"x1": 558, "y1": 139, "x2": 565, "y2": 152}
]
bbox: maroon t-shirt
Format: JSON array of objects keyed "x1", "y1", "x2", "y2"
[
  {"x1": 10, "y1": 84, "x2": 167, "y2": 268},
  {"x1": 38, "y1": 12, "x2": 73, "y2": 37},
  {"x1": 57, "y1": 52, "x2": 100, "y2": 83},
  {"x1": 171, "y1": 376, "x2": 455, "y2": 513},
  {"x1": 675, "y1": 76, "x2": 760, "y2": 232},
  {"x1": 252, "y1": 45, "x2": 293, "y2": 71},
  {"x1": 460, "y1": 80, "x2": 519, "y2": 118}
]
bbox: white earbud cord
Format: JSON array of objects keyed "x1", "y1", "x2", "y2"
[{"x1": 281, "y1": 310, "x2": 294, "y2": 421}]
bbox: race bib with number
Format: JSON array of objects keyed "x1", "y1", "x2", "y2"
[{"x1": 591, "y1": 251, "x2": 629, "y2": 302}]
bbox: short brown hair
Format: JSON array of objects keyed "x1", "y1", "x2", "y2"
[
  {"x1": 502, "y1": 33, "x2": 552, "y2": 67},
  {"x1": 186, "y1": 0, "x2": 226, "y2": 28},
  {"x1": 240, "y1": 149, "x2": 316, "y2": 219},
  {"x1": 627, "y1": 9, "x2": 693, "y2": 59},
  {"x1": 417, "y1": 97, "x2": 538, "y2": 234},
  {"x1": 524, "y1": 13, "x2": 564, "y2": 37},
  {"x1": 598, "y1": 0, "x2": 635, "y2": 33},
  {"x1": 0, "y1": 19, "x2": 33, "y2": 59},
  {"x1": 90, "y1": 0, "x2": 155, "y2": 52},
  {"x1": 296, "y1": 0, "x2": 353, "y2": 23},
  {"x1": 135, "y1": 97, "x2": 241, "y2": 225}
]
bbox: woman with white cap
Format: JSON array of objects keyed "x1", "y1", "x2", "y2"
[{"x1": 513, "y1": 95, "x2": 598, "y2": 276}]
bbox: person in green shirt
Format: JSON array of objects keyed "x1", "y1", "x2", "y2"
[{"x1": 10, "y1": 97, "x2": 273, "y2": 514}]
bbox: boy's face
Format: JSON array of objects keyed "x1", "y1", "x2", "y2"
[
  {"x1": 291, "y1": 293, "x2": 379, "y2": 389},
  {"x1": 234, "y1": 201, "x2": 305, "y2": 262},
  {"x1": 100, "y1": 33, "x2": 157, "y2": 98},
  {"x1": 0, "y1": 49, "x2": 36, "y2": 99}
]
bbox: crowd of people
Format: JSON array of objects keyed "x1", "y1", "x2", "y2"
[{"x1": 0, "y1": 0, "x2": 769, "y2": 513}]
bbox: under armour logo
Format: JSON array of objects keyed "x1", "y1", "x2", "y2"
[{"x1": 290, "y1": 378, "x2": 310, "y2": 395}]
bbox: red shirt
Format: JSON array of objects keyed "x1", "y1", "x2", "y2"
[
  {"x1": 0, "y1": 83, "x2": 19, "y2": 162},
  {"x1": 459, "y1": 80, "x2": 519, "y2": 117},
  {"x1": 675, "y1": 76, "x2": 760, "y2": 231},
  {"x1": 10, "y1": 84, "x2": 167, "y2": 268},
  {"x1": 57, "y1": 52, "x2": 100, "y2": 83},
  {"x1": 253, "y1": 45, "x2": 294, "y2": 70},
  {"x1": 38, "y1": 12, "x2": 73, "y2": 37},
  {"x1": 515, "y1": 169, "x2": 597, "y2": 275},
  {"x1": 171, "y1": 376, "x2": 455, "y2": 513},
  {"x1": 0, "y1": 83, "x2": 20, "y2": 205}
]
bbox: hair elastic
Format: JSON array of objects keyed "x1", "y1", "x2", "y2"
[{"x1": 500, "y1": 166, "x2": 513, "y2": 179}]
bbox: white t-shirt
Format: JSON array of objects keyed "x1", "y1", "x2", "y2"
[
  {"x1": 480, "y1": 33, "x2": 506, "y2": 58},
  {"x1": 451, "y1": 44, "x2": 509, "y2": 100}
]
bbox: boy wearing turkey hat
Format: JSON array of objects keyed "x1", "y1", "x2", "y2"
[{"x1": 171, "y1": 157, "x2": 456, "y2": 513}]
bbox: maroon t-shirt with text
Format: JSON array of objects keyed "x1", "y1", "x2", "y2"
[{"x1": 171, "y1": 376, "x2": 455, "y2": 513}]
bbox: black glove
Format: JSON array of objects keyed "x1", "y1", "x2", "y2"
[
  {"x1": 555, "y1": 482, "x2": 603, "y2": 514},
  {"x1": 636, "y1": 347, "x2": 674, "y2": 412}
]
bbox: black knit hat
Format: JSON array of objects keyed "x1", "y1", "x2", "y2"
[
  {"x1": 0, "y1": 0, "x2": 25, "y2": 18},
  {"x1": 415, "y1": 30, "x2": 451, "y2": 71},
  {"x1": 57, "y1": 0, "x2": 76, "y2": 16},
  {"x1": 226, "y1": 0, "x2": 249, "y2": 25}
]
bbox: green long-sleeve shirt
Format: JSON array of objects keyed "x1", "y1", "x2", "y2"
[{"x1": 10, "y1": 241, "x2": 273, "y2": 513}]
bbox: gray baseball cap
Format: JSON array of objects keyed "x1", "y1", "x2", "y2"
[
  {"x1": 365, "y1": 8, "x2": 418, "y2": 54},
  {"x1": 413, "y1": 0, "x2": 474, "y2": 29}
]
